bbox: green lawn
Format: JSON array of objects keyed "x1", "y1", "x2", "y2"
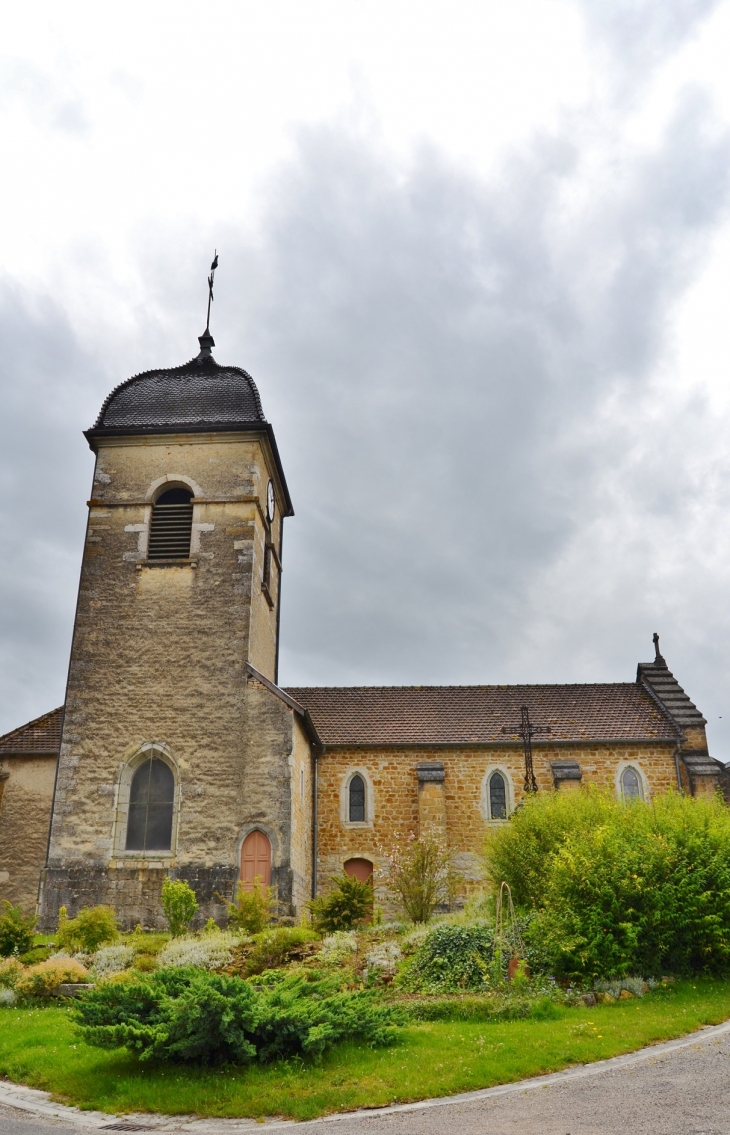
[{"x1": 1, "y1": 979, "x2": 729, "y2": 1121}]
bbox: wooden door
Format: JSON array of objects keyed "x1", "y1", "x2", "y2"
[
  {"x1": 240, "y1": 830, "x2": 272, "y2": 890},
  {"x1": 344, "y1": 857, "x2": 374, "y2": 883}
]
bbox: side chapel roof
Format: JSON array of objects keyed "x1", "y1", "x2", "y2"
[{"x1": 0, "y1": 707, "x2": 64, "y2": 755}]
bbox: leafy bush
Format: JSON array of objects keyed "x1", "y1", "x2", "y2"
[
  {"x1": 90, "y1": 945, "x2": 135, "y2": 980},
  {"x1": 0, "y1": 902, "x2": 37, "y2": 957},
  {"x1": 20, "y1": 946, "x2": 53, "y2": 965},
  {"x1": 382, "y1": 836, "x2": 453, "y2": 923},
  {"x1": 486, "y1": 789, "x2": 730, "y2": 979},
  {"x1": 56, "y1": 905, "x2": 118, "y2": 954},
  {"x1": 220, "y1": 878, "x2": 275, "y2": 934},
  {"x1": 241, "y1": 927, "x2": 320, "y2": 977},
  {"x1": 74, "y1": 967, "x2": 403, "y2": 1064},
  {"x1": 157, "y1": 932, "x2": 241, "y2": 971},
  {"x1": 162, "y1": 879, "x2": 198, "y2": 937},
  {"x1": 308, "y1": 874, "x2": 373, "y2": 933},
  {"x1": 16, "y1": 958, "x2": 89, "y2": 998},
  {"x1": 399, "y1": 923, "x2": 495, "y2": 992},
  {"x1": 484, "y1": 789, "x2": 616, "y2": 907},
  {"x1": 0, "y1": 957, "x2": 23, "y2": 989}
]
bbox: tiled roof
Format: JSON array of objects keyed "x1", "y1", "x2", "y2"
[
  {"x1": 92, "y1": 346, "x2": 265, "y2": 433},
  {"x1": 283, "y1": 683, "x2": 679, "y2": 746},
  {"x1": 0, "y1": 707, "x2": 63, "y2": 754}
]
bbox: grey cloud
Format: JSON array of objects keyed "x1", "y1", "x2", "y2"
[
  {"x1": 580, "y1": 0, "x2": 722, "y2": 77},
  {"x1": 0, "y1": 287, "x2": 100, "y2": 733}
]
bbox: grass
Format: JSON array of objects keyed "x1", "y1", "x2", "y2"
[{"x1": 1, "y1": 978, "x2": 729, "y2": 1120}]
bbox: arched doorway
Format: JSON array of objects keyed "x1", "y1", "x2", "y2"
[
  {"x1": 240, "y1": 830, "x2": 272, "y2": 890},
  {"x1": 344, "y1": 857, "x2": 374, "y2": 884}
]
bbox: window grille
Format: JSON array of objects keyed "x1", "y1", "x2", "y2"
[
  {"x1": 349, "y1": 774, "x2": 366, "y2": 822},
  {"x1": 125, "y1": 756, "x2": 175, "y2": 851},
  {"x1": 148, "y1": 487, "x2": 193, "y2": 560},
  {"x1": 489, "y1": 771, "x2": 507, "y2": 819}
]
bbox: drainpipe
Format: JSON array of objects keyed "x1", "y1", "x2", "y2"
[
  {"x1": 311, "y1": 750, "x2": 319, "y2": 900},
  {"x1": 674, "y1": 739, "x2": 684, "y2": 794}
]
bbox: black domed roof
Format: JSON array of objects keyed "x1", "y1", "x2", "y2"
[{"x1": 91, "y1": 334, "x2": 266, "y2": 433}]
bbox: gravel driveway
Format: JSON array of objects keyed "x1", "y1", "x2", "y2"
[{"x1": 2, "y1": 1020, "x2": 729, "y2": 1135}]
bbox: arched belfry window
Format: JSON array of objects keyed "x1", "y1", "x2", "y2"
[
  {"x1": 621, "y1": 766, "x2": 644, "y2": 802},
  {"x1": 488, "y1": 771, "x2": 507, "y2": 820},
  {"x1": 349, "y1": 774, "x2": 366, "y2": 822},
  {"x1": 148, "y1": 487, "x2": 193, "y2": 560},
  {"x1": 125, "y1": 756, "x2": 175, "y2": 851}
]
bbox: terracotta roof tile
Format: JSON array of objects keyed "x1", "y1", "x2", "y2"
[
  {"x1": 283, "y1": 684, "x2": 678, "y2": 746},
  {"x1": 0, "y1": 707, "x2": 63, "y2": 754}
]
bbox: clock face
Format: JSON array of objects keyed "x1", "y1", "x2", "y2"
[{"x1": 266, "y1": 480, "x2": 276, "y2": 523}]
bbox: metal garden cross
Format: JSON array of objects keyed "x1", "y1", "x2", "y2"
[{"x1": 502, "y1": 706, "x2": 551, "y2": 794}]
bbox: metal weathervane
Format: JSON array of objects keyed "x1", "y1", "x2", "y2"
[
  {"x1": 205, "y1": 250, "x2": 219, "y2": 335},
  {"x1": 502, "y1": 706, "x2": 551, "y2": 794}
]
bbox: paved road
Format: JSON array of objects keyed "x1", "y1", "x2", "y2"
[{"x1": 2, "y1": 1023, "x2": 730, "y2": 1135}]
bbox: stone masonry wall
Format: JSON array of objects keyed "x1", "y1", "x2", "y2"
[
  {"x1": 0, "y1": 756, "x2": 56, "y2": 913},
  {"x1": 316, "y1": 742, "x2": 680, "y2": 906},
  {"x1": 289, "y1": 716, "x2": 313, "y2": 914},
  {"x1": 40, "y1": 433, "x2": 290, "y2": 929}
]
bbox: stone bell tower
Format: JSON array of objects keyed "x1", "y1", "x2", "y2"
[{"x1": 38, "y1": 321, "x2": 312, "y2": 929}]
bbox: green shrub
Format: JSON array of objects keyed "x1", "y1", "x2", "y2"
[
  {"x1": 219, "y1": 877, "x2": 275, "y2": 934},
  {"x1": 242, "y1": 927, "x2": 320, "y2": 977},
  {"x1": 16, "y1": 958, "x2": 89, "y2": 998},
  {"x1": 57, "y1": 906, "x2": 118, "y2": 954},
  {"x1": 399, "y1": 923, "x2": 494, "y2": 992},
  {"x1": 74, "y1": 967, "x2": 403, "y2": 1063},
  {"x1": 162, "y1": 879, "x2": 198, "y2": 937},
  {"x1": 486, "y1": 789, "x2": 730, "y2": 979},
  {"x1": 20, "y1": 946, "x2": 53, "y2": 966},
  {"x1": 0, "y1": 902, "x2": 37, "y2": 957},
  {"x1": 308, "y1": 874, "x2": 373, "y2": 933},
  {"x1": 383, "y1": 836, "x2": 453, "y2": 923},
  {"x1": 0, "y1": 957, "x2": 23, "y2": 989}
]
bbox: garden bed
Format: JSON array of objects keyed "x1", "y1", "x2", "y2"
[{"x1": 1, "y1": 978, "x2": 729, "y2": 1121}]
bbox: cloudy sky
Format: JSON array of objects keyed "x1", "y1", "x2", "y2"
[{"x1": 2, "y1": 1, "x2": 730, "y2": 755}]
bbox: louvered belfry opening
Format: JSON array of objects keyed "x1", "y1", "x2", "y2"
[{"x1": 148, "y1": 487, "x2": 194, "y2": 560}]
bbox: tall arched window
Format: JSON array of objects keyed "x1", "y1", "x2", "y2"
[
  {"x1": 349, "y1": 774, "x2": 366, "y2": 822},
  {"x1": 488, "y1": 771, "x2": 507, "y2": 820},
  {"x1": 148, "y1": 487, "x2": 193, "y2": 560},
  {"x1": 621, "y1": 766, "x2": 644, "y2": 801},
  {"x1": 125, "y1": 756, "x2": 175, "y2": 851}
]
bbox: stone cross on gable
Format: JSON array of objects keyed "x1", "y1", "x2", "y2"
[{"x1": 502, "y1": 705, "x2": 551, "y2": 794}]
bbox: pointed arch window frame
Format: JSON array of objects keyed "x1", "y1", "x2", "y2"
[
  {"x1": 340, "y1": 768, "x2": 374, "y2": 828},
  {"x1": 112, "y1": 743, "x2": 181, "y2": 861},
  {"x1": 481, "y1": 765, "x2": 513, "y2": 823}
]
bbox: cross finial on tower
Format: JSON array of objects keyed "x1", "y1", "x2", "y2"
[
  {"x1": 653, "y1": 632, "x2": 667, "y2": 667},
  {"x1": 197, "y1": 251, "x2": 218, "y2": 358}
]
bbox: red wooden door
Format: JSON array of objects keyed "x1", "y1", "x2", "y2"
[
  {"x1": 240, "y1": 830, "x2": 272, "y2": 890},
  {"x1": 344, "y1": 857, "x2": 373, "y2": 883}
]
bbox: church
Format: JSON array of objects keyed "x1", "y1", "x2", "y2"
[{"x1": 0, "y1": 321, "x2": 727, "y2": 928}]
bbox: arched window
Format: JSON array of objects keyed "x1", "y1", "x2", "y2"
[
  {"x1": 488, "y1": 771, "x2": 507, "y2": 820},
  {"x1": 621, "y1": 766, "x2": 644, "y2": 801},
  {"x1": 148, "y1": 487, "x2": 193, "y2": 560},
  {"x1": 125, "y1": 757, "x2": 175, "y2": 851},
  {"x1": 349, "y1": 774, "x2": 366, "y2": 822}
]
